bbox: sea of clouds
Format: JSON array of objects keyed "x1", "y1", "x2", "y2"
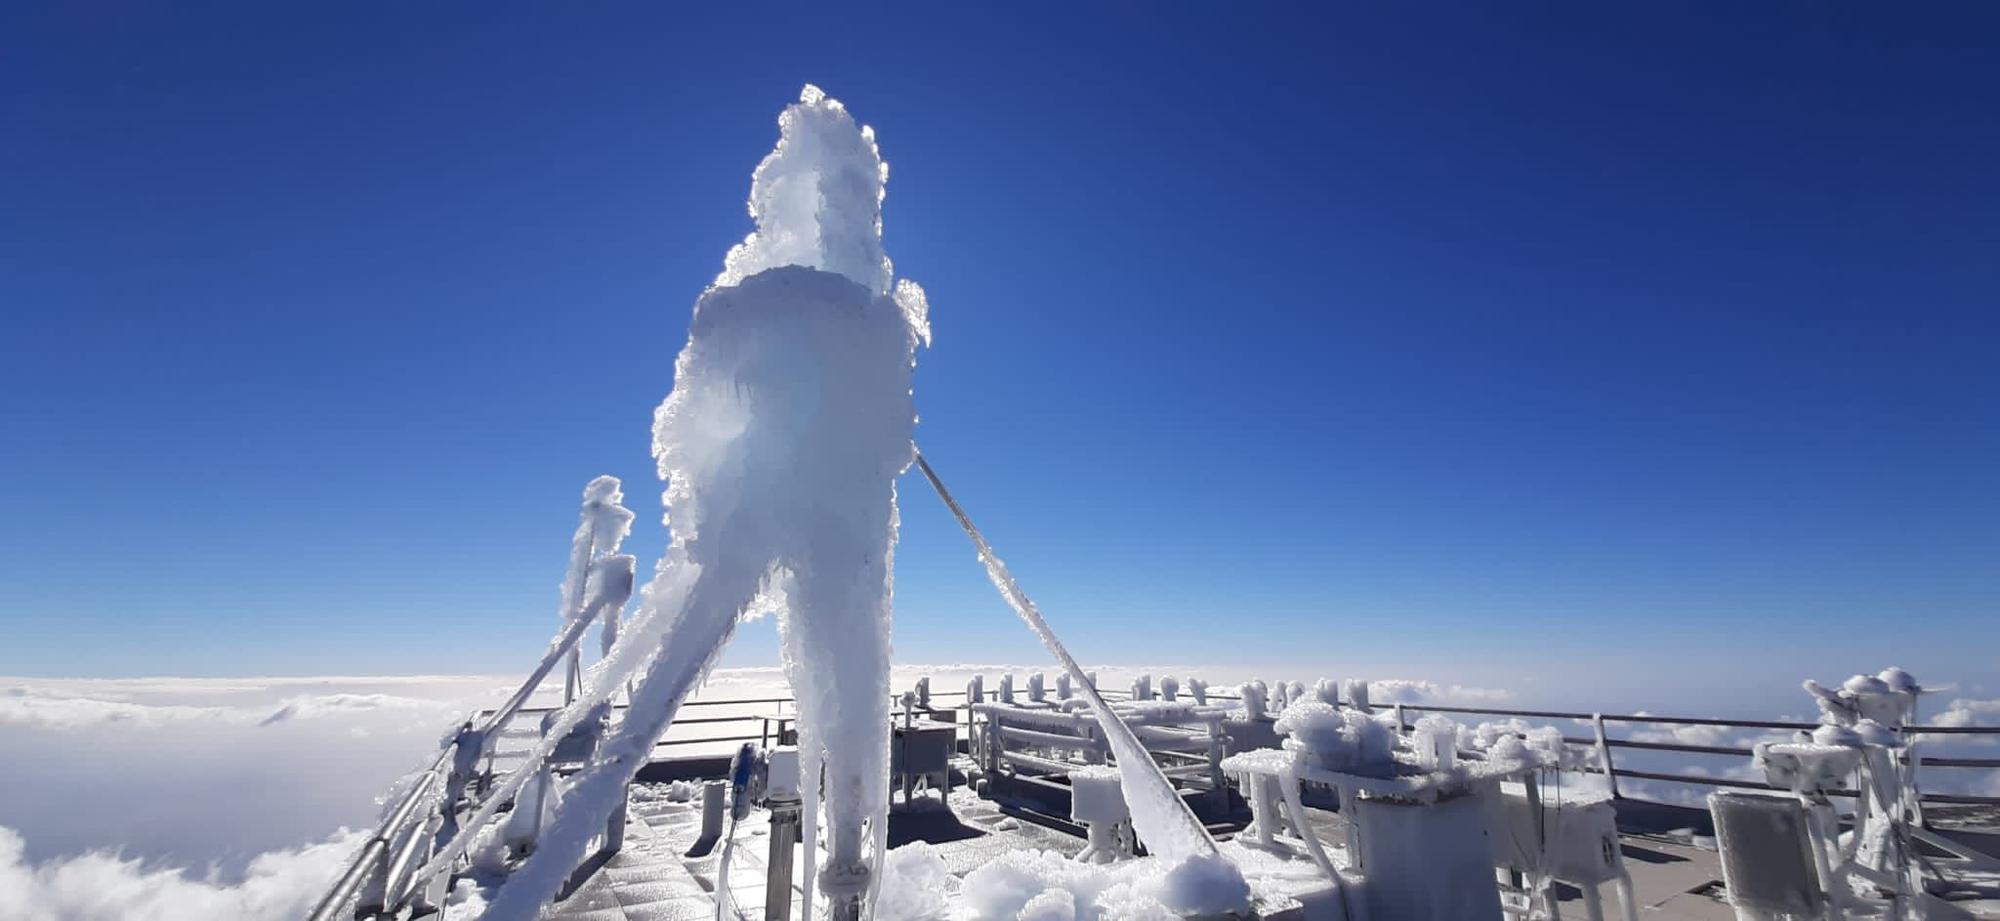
[
  {"x1": 1, "y1": 665, "x2": 1991, "y2": 921},
  {"x1": 0, "y1": 675, "x2": 505, "y2": 921}
]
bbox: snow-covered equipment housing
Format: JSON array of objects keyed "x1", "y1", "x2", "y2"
[{"x1": 1712, "y1": 668, "x2": 1978, "y2": 921}]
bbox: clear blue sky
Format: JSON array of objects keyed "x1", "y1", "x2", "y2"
[{"x1": 2, "y1": 5, "x2": 1994, "y2": 685}]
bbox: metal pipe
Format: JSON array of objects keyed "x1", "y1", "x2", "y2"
[
  {"x1": 1401, "y1": 702, "x2": 1826, "y2": 731},
  {"x1": 765, "y1": 796, "x2": 801, "y2": 921},
  {"x1": 380, "y1": 786, "x2": 442, "y2": 909},
  {"x1": 375, "y1": 580, "x2": 637, "y2": 907},
  {"x1": 307, "y1": 839, "x2": 386, "y2": 921},
  {"x1": 1591, "y1": 713, "x2": 1621, "y2": 800},
  {"x1": 477, "y1": 589, "x2": 619, "y2": 741},
  {"x1": 1601, "y1": 738, "x2": 1755, "y2": 757},
  {"x1": 1919, "y1": 756, "x2": 2000, "y2": 768},
  {"x1": 308, "y1": 744, "x2": 455, "y2": 921},
  {"x1": 700, "y1": 781, "x2": 726, "y2": 842}
]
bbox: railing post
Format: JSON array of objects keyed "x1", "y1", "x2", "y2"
[
  {"x1": 1394, "y1": 703, "x2": 1407, "y2": 732},
  {"x1": 765, "y1": 797, "x2": 800, "y2": 921},
  {"x1": 1900, "y1": 729, "x2": 1927, "y2": 828},
  {"x1": 1591, "y1": 712, "x2": 1621, "y2": 800}
]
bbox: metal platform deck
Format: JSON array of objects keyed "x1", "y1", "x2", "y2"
[
  {"x1": 489, "y1": 781, "x2": 1753, "y2": 921},
  {"x1": 437, "y1": 780, "x2": 2000, "y2": 921}
]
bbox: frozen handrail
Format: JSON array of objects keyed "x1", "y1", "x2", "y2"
[
  {"x1": 404, "y1": 572, "x2": 635, "y2": 891},
  {"x1": 306, "y1": 560, "x2": 633, "y2": 921},
  {"x1": 306, "y1": 744, "x2": 456, "y2": 921},
  {"x1": 481, "y1": 559, "x2": 634, "y2": 747}
]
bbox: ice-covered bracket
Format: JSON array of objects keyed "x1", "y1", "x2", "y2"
[{"x1": 477, "y1": 85, "x2": 930, "y2": 921}]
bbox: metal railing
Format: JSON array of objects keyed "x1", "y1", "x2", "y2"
[
  {"x1": 627, "y1": 687, "x2": 2000, "y2": 805},
  {"x1": 306, "y1": 582, "x2": 629, "y2": 921},
  {"x1": 308, "y1": 679, "x2": 2000, "y2": 918},
  {"x1": 596, "y1": 689, "x2": 2000, "y2": 808},
  {"x1": 1375, "y1": 701, "x2": 2000, "y2": 807}
]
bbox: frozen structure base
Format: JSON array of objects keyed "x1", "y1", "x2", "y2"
[
  {"x1": 1068, "y1": 765, "x2": 1134, "y2": 864},
  {"x1": 1489, "y1": 784, "x2": 1622, "y2": 884},
  {"x1": 1354, "y1": 793, "x2": 1504, "y2": 921}
]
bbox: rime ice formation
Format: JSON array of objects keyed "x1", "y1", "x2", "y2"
[
  {"x1": 560, "y1": 476, "x2": 636, "y2": 657},
  {"x1": 716, "y1": 84, "x2": 893, "y2": 299},
  {"x1": 560, "y1": 477, "x2": 636, "y2": 620},
  {"x1": 480, "y1": 86, "x2": 927, "y2": 921},
  {"x1": 956, "y1": 846, "x2": 1251, "y2": 920}
]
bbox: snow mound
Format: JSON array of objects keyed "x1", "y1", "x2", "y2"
[
  {"x1": 1276, "y1": 699, "x2": 1394, "y2": 770},
  {"x1": 957, "y1": 849, "x2": 1178, "y2": 921},
  {"x1": 873, "y1": 841, "x2": 952, "y2": 921},
  {"x1": 0, "y1": 825, "x2": 363, "y2": 921}
]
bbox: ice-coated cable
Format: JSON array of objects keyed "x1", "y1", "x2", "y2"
[{"x1": 911, "y1": 450, "x2": 1224, "y2": 865}]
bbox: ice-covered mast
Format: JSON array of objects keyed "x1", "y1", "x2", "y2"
[
  {"x1": 560, "y1": 476, "x2": 636, "y2": 700},
  {"x1": 478, "y1": 85, "x2": 929, "y2": 921}
]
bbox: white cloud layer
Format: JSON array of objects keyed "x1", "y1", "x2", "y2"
[
  {"x1": 1929, "y1": 697, "x2": 2000, "y2": 731},
  {"x1": 1365, "y1": 679, "x2": 1515, "y2": 704},
  {"x1": 0, "y1": 676, "x2": 502, "y2": 875},
  {"x1": 0, "y1": 827, "x2": 361, "y2": 921}
]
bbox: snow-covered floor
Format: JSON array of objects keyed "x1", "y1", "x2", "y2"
[{"x1": 463, "y1": 769, "x2": 1765, "y2": 921}]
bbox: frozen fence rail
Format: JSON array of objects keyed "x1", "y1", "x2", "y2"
[
  {"x1": 1374, "y1": 701, "x2": 2000, "y2": 807},
  {"x1": 304, "y1": 560, "x2": 634, "y2": 921}
]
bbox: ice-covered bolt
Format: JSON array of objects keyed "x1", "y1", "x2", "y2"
[
  {"x1": 1343, "y1": 678, "x2": 1371, "y2": 712},
  {"x1": 559, "y1": 477, "x2": 637, "y2": 693},
  {"x1": 1056, "y1": 672, "x2": 1073, "y2": 700},
  {"x1": 968, "y1": 674, "x2": 984, "y2": 705},
  {"x1": 1878, "y1": 667, "x2": 1920, "y2": 726},
  {"x1": 1027, "y1": 672, "x2": 1046, "y2": 703},
  {"x1": 1804, "y1": 679, "x2": 1854, "y2": 724},
  {"x1": 1187, "y1": 677, "x2": 1208, "y2": 705},
  {"x1": 1240, "y1": 681, "x2": 1269, "y2": 720},
  {"x1": 914, "y1": 676, "x2": 930, "y2": 710},
  {"x1": 1314, "y1": 678, "x2": 1340, "y2": 707},
  {"x1": 1880, "y1": 666, "x2": 1919, "y2": 695},
  {"x1": 1844, "y1": 674, "x2": 1903, "y2": 726},
  {"x1": 1132, "y1": 674, "x2": 1153, "y2": 701},
  {"x1": 999, "y1": 673, "x2": 1015, "y2": 705},
  {"x1": 1413, "y1": 715, "x2": 1458, "y2": 772},
  {"x1": 560, "y1": 476, "x2": 636, "y2": 623},
  {"x1": 591, "y1": 556, "x2": 638, "y2": 660},
  {"x1": 1160, "y1": 676, "x2": 1179, "y2": 702},
  {"x1": 1287, "y1": 681, "x2": 1306, "y2": 707}
]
